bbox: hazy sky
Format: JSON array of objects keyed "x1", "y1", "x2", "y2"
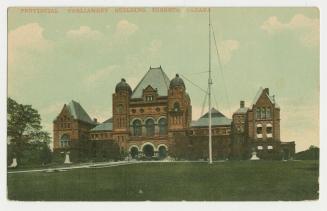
[{"x1": 8, "y1": 7, "x2": 319, "y2": 152}]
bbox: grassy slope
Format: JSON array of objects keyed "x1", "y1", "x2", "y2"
[{"x1": 7, "y1": 160, "x2": 319, "y2": 201}]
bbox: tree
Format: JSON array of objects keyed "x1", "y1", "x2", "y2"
[{"x1": 7, "y1": 97, "x2": 51, "y2": 164}]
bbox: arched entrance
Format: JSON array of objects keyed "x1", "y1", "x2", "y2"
[
  {"x1": 158, "y1": 146, "x2": 168, "y2": 159},
  {"x1": 130, "y1": 147, "x2": 139, "y2": 159},
  {"x1": 143, "y1": 144, "x2": 154, "y2": 158}
]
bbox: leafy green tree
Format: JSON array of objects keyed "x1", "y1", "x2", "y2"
[{"x1": 7, "y1": 97, "x2": 51, "y2": 164}]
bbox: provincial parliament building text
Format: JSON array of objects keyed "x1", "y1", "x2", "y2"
[{"x1": 53, "y1": 66, "x2": 295, "y2": 160}]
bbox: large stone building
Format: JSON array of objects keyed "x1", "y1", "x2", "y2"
[{"x1": 53, "y1": 66, "x2": 295, "y2": 160}]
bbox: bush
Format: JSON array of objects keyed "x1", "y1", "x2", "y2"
[{"x1": 7, "y1": 142, "x2": 52, "y2": 167}]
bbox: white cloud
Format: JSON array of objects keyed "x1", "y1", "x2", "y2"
[
  {"x1": 114, "y1": 20, "x2": 138, "y2": 40},
  {"x1": 218, "y1": 40, "x2": 240, "y2": 65},
  {"x1": 66, "y1": 26, "x2": 103, "y2": 40},
  {"x1": 261, "y1": 14, "x2": 319, "y2": 47},
  {"x1": 8, "y1": 22, "x2": 53, "y2": 65}
]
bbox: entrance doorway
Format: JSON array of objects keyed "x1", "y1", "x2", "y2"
[
  {"x1": 130, "y1": 147, "x2": 139, "y2": 159},
  {"x1": 158, "y1": 146, "x2": 167, "y2": 159},
  {"x1": 143, "y1": 144, "x2": 154, "y2": 158}
]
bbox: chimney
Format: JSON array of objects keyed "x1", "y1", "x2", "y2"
[
  {"x1": 240, "y1": 100, "x2": 245, "y2": 108},
  {"x1": 94, "y1": 118, "x2": 98, "y2": 123},
  {"x1": 264, "y1": 88, "x2": 269, "y2": 95}
]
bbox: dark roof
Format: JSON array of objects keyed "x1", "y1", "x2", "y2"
[
  {"x1": 90, "y1": 118, "x2": 113, "y2": 132},
  {"x1": 169, "y1": 74, "x2": 185, "y2": 89},
  {"x1": 67, "y1": 100, "x2": 95, "y2": 124},
  {"x1": 252, "y1": 87, "x2": 280, "y2": 108},
  {"x1": 115, "y1": 78, "x2": 132, "y2": 94},
  {"x1": 191, "y1": 108, "x2": 232, "y2": 127},
  {"x1": 131, "y1": 66, "x2": 170, "y2": 98}
]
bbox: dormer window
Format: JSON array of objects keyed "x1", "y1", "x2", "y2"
[{"x1": 145, "y1": 95, "x2": 153, "y2": 102}]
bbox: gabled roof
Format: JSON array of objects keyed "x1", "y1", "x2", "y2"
[
  {"x1": 191, "y1": 108, "x2": 232, "y2": 127},
  {"x1": 252, "y1": 87, "x2": 279, "y2": 108},
  {"x1": 131, "y1": 66, "x2": 170, "y2": 98},
  {"x1": 252, "y1": 87, "x2": 264, "y2": 105},
  {"x1": 90, "y1": 118, "x2": 112, "y2": 132},
  {"x1": 67, "y1": 100, "x2": 95, "y2": 124}
]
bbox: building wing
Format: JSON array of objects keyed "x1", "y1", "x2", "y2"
[{"x1": 191, "y1": 108, "x2": 232, "y2": 127}]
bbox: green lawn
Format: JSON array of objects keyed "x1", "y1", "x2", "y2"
[{"x1": 7, "y1": 160, "x2": 319, "y2": 201}]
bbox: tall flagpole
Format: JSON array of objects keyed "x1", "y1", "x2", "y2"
[{"x1": 208, "y1": 8, "x2": 213, "y2": 164}]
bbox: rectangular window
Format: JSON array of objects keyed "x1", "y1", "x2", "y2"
[
  {"x1": 261, "y1": 108, "x2": 266, "y2": 119},
  {"x1": 257, "y1": 146, "x2": 263, "y2": 150},
  {"x1": 266, "y1": 107, "x2": 271, "y2": 118},
  {"x1": 268, "y1": 146, "x2": 273, "y2": 150},
  {"x1": 256, "y1": 108, "x2": 261, "y2": 119}
]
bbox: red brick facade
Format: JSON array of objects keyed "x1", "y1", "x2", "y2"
[{"x1": 53, "y1": 68, "x2": 295, "y2": 160}]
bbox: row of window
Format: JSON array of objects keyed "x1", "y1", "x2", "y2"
[
  {"x1": 90, "y1": 133, "x2": 110, "y2": 139},
  {"x1": 256, "y1": 107, "x2": 272, "y2": 119},
  {"x1": 131, "y1": 107, "x2": 163, "y2": 114},
  {"x1": 189, "y1": 128, "x2": 230, "y2": 136},
  {"x1": 116, "y1": 117, "x2": 126, "y2": 129},
  {"x1": 257, "y1": 145, "x2": 273, "y2": 150},
  {"x1": 132, "y1": 118, "x2": 167, "y2": 136},
  {"x1": 256, "y1": 124, "x2": 273, "y2": 134},
  {"x1": 145, "y1": 95, "x2": 154, "y2": 101},
  {"x1": 60, "y1": 123, "x2": 71, "y2": 129},
  {"x1": 60, "y1": 116, "x2": 70, "y2": 121}
]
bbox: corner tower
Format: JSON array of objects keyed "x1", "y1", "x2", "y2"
[
  {"x1": 168, "y1": 74, "x2": 192, "y2": 131},
  {"x1": 112, "y1": 78, "x2": 132, "y2": 150}
]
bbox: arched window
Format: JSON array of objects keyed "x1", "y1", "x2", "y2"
[
  {"x1": 158, "y1": 118, "x2": 167, "y2": 135},
  {"x1": 60, "y1": 134, "x2": 70, "y2": 148},
  {"x1": 132, "y1": 120, "x2": 142, "y2": 136},
  {"x1": 116, "y1": 104, "x2": 123, "y2": 113},
  {"x1": 146, "y1": 119, "x2": 155, "y2": 137},
  {"x1": 173, "y1": 102, "x2": 180, "y2": 112},
  {"x1": 158, "y1": 146, "x2": 168, "y2": 159},
  {"x1": 130, "y1": 147, "x2": 139, "y2": 159}
]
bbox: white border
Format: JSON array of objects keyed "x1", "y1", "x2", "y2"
[{"x1": 1, "y1": 1, "x2": 326, "y2": 211}]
